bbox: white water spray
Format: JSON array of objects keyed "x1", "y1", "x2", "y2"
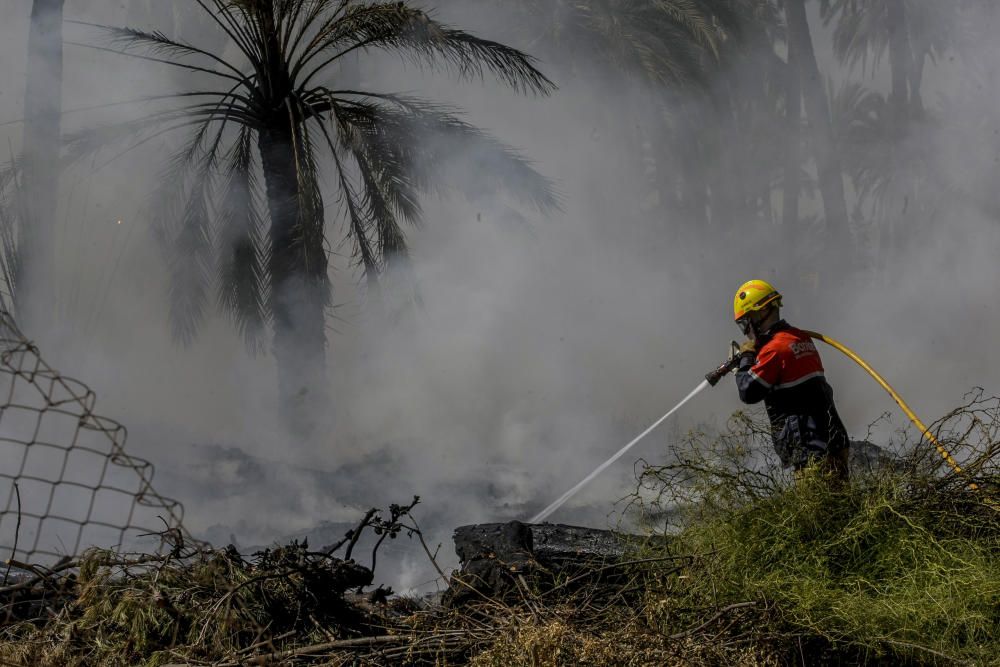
[{"x1": 529, "y1": 379, "x2": 711, "y2": 524}]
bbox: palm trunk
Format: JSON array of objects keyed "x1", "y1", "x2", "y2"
[
  {"x1": 258, "y1": 125, "x2": 330, "y2": 439},
  {"x1": 706, "y1": 86, "x2": 741, "y2": 229},
  {"x1": 19, "y1": 0, "x2": 65, "y2": 331},
  {"x1": 785, "y1": 0, "x2": 851, "y2": 253},
  {"x1": 680, "y1": 137, "x2": 710, "y2": 230},
  {"x1": 908, "y1": 50, "x2": 924, "y2": 118},
  {"x1": 886, "y1": 0, "x2": 911, "y2": 137},
  {"x1": 782, "y1": 28, "x2": 802, "y2": 236},
  {"x1": 882, "y1": 0, "x2": 915, "y2": 273},
  {"x1": 687, "y1": 143, "x2": 710, "y2": 229},
  {"x1": 256, "y1": 6, "x2": 329, "y2": 439},
  {"x1": 661, "y1": 104, "x2": 709, "y2": 230}
]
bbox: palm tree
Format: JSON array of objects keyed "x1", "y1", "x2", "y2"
[
  {"x1": 784, "y1": 0, "x2": 851, "y2": 253},
  {"x1": 18, "y1": 0, "x2": 66, "y2": 328},
  {"x1": 67, "y1": 0, "x2": 556, "y2": 434},
  {"x1": 819, "y1": 1, "x2": 956, "y2": 128},
  {"x1": 486, "y1": 0, "x2": 748, "y2": 229},
  {"x1": 819, "y1": 1, "x2": 959, "y2": 271}
]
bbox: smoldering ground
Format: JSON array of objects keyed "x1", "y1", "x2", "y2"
[{"x1": 0, "y1": 2, "x2": 998, "y2": 590}]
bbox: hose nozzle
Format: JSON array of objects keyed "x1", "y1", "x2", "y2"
[{"x1": 706, "y1": 342, "x2": 742, "y2": 387}]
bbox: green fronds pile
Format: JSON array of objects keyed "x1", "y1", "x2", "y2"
[{"x1": 629, "y1": 392, "x2": 1000, "y2": 665}]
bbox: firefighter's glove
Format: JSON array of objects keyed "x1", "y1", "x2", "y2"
[{"x1": 737, "y1": 339, "x2": 757, "y2": 360}]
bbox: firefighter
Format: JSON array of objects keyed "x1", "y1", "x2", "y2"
[{"x1": 732, "y1": 280, "x2": 850, "y2": 482}]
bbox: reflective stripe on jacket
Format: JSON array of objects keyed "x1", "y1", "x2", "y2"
[{"x1": 734, "y1": 321, "x2": 849, "y2": 469}]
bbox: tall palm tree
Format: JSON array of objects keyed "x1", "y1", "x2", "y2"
[
  {"x1": 820, "y1": 1, "x2": 959, "y2": 271},
  {"x1": 819, "y1": 0, "x2": 956, "y2": 127},
  {"x1": 784, "y1": 0, "x2": 851, "y2": 253},
  {"x1": 67, "y1": 0, "x2": 556, "y2": 434},
  {"x1": 493, "y1": 0, "x2": 799, "y2": 237},
  {"x1": 460, "y1": 1, "x2": 739, "y2": 234},
  {"x1": 830, "y1": 79, "x2": 954, "y2": 279}
]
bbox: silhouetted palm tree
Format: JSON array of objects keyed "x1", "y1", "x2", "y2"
[
  {"x1": 67, "y1": 0, "x2": 557, "y2": 433},
  {"x1": 820, "y1": 0, "x2": 955, "y2": 125},
  {"x1": 820, "y1": 1, "x2": 958, "y2": 270},
  {"x1": 830, "y1": 81, "x2": 940, "y2": 273}
]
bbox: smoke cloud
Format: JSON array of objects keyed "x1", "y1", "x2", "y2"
[{"x1": 1, "y1": 1, "x2": 998, "y2": 589}]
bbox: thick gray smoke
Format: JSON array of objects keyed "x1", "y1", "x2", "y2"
[{"x1": 1, "y1": 2, "x2": 998, "y2": 590}]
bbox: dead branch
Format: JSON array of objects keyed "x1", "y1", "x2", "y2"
[{"x1": 669, "y1": 601, "x2": 758, "y2": 639}]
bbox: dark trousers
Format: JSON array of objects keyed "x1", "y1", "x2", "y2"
[
  {"x1": 792, "y1": 444, "x2": 850, "y2": 486},
  {"x1": 823, "y1": 445, "x2": 850, "y2": 485}
]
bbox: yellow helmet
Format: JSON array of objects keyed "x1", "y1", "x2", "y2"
[{"x1": 733, "y1": 280, "x2": 782, "y2": 321}]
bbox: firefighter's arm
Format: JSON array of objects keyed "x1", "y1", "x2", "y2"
[{"x1": 734, "y1": 345, "x2": 780, "y2": 404}]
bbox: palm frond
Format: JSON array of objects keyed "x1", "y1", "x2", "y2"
[
  {"x1": 61, "y1": 89, "x2": 256, "y2": 173},
  {"x1": 165, "y1": 162, "x2": 215, "y2": 346},
  {"x1": 317, "y1": 92, "x2": 423, "y2": 225},
  {"x1": 488, "y1": 0, "x2": 725, "y2": 87},
  {"x1": 285, "y1": 0, "x2": 352, "y2": 60},
  {"x1": 830, "y1": 81, "x2": 890, "y2": 199},
  {"x1": 76, "y1": 22, "x2": 254, "y2": 81},
  {"x1": 651, "y1": 0, "x2": 721, "y2": 57},
  {"x1": 224, "y1": 1, "x2": 269, "y2": 61},
  {"x1": 304, "y1": 91, "x2": 387, "y2": 290},
  {"x1": 65, "y1": 40, "x2": 248, "y2": 85},
  {"x1": 217, "y1": 126, "x2": 269, "y2": 353},
  {"x1": 319, "y1": 93, "x2": 560, "y2": 212},
  {"x1": 351, "y1": 141, "x2": 409, "y2": 269},
  {"x1": 343, "y1": 172, "x2": 384, "y2": 286},
  {"x1": 295, "y1": 3, "x2": 555, "y2": 95},
  {"x1": 328, "y1": 136, "x2": 382, "y2": 284},
  {"x1": 192, "y1": 0, "x2": 266, "y2": 66},
  {"x1": 826, "y1": 0, "x2": 889, "y2": 75},
  {"x1": 0, "y1": 177, "x2": 22, "y2": 313},
  {"x1": 288, "y1": 100, "x2": 331, "y2": 287},
  {"x1": 0, "y1": 159, "x2": 21, "y2": 197},
  {"x1": 150, "y1": 113, "x2": 233, "y2": 345},
  {"x1": 583, "y1": 11, "x2": 693, "y2": 86}
]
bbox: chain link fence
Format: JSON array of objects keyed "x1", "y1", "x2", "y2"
[{"x1": 0, "y1": 311, "x2": 187, "y2": 566}]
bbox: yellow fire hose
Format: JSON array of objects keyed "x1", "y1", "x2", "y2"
[{"x1": 802, "y1": 330, "x2": 979, "y2": 492}]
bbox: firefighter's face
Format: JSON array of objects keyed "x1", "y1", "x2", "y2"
[
  {"x1": 737, "y1": 316, "x2": 754, "y2": 338},
  {"x1": 737, "y1": 309, "x2": 768, "y2": 340}
]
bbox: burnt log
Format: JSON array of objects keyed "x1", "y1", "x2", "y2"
[{"x1": 444, "y1": 521, "x2": 645, "y2": 606}]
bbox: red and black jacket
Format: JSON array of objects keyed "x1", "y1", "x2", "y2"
[{"x1": 735, "y1": 321, "x2": 849, "y2": 469}]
